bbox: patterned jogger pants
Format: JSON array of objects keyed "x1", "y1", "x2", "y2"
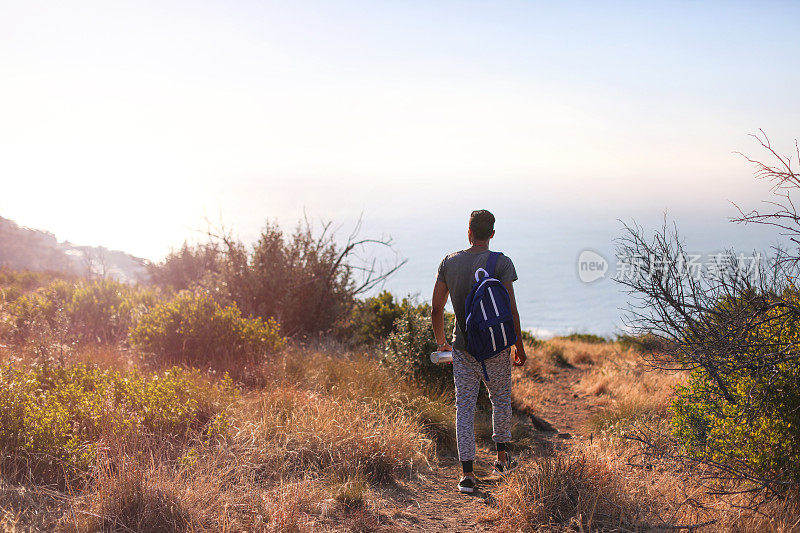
[{"x1": 453, "y1": 347, "x2": 513, "y2": 462}]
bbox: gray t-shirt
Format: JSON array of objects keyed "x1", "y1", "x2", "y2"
[{"x1": 436, "y1": 249, "x2": 518, "y2": 350}]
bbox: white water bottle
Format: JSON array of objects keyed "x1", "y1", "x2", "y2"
[{"x1": 430, "y1": 351, "x2": 453, "y2": 364}]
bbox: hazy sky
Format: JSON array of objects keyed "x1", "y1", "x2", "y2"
[{"x1": 2, "y1": 1, "x2": 799, "y2": 259}]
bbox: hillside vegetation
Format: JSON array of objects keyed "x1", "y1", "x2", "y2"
[
  {"x1": 0, "y1": 267, "x2": 455, "y2": 530},
  {"x1": 0, "y1": 216, "x2": 147, "y2": 283},
  {"x1": 0, "y1": 216, "x2": 798, "y2": 531}
]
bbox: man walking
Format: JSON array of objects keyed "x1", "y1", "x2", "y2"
[{"x1": 431, "y1": 209, "x2": 527, "y2": 493}]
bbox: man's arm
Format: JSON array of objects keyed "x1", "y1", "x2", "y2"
[
  {"x1": 431, "y1": 279, "x2": 452, "y2": 352},
  {"x1": 503, "y1": 280, "x2": 527, "y2": 366}
]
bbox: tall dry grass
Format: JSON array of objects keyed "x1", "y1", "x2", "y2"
[
  {"x1": 495, "y1": 437, "x2": 800, "y2": 533},
  {"x1": 229, "y1": 386, "x2": 433, "y2": 484},
  {"x1": 521, "y1": 338, "x2": 681, "y2": 435},
  {"x1": 33, "y1": 347, "x2": 446, "y2": 532},
  {"x1": 277, "y1": 347, "x2": 457, "y2": 451},
  {"x1": 503, "y1": 338, "x2": 800, "y2": 532},
  {"x1": 64, "y1": 442, "x2": 330, "y2": 532},
  {"x1": 572, "y1": 342, "x2": 678, "y2": 404},
  {"x1": 493, "y1": 445, "x2": 653, "y2": 531},
  {"x1": 5, "y1": 326, "x2": 797, "y2": 532}
]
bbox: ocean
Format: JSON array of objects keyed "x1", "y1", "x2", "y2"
[{"x1": 367, "y1": 211, "x2": 780, "y2": 339}]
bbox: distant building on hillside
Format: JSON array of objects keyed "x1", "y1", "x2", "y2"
[{"x1": 0, "y1": 215, "x2": 149, "y2": 284}]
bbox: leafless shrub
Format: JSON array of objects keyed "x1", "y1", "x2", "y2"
[
  {"x1": 614, "y1": 133, "x2": 800, "y2": 498},
  {"x1": 148, "y1": 215, "x2": 406, "y2": 338}
]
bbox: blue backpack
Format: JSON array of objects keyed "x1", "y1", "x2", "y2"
[{"x1": 464, "y1": 251, "x2": 517, "y2": 380}]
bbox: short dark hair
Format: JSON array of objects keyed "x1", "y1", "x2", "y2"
[{"x1": 469, "y1": 210, "x2": 495, "y2": 240}]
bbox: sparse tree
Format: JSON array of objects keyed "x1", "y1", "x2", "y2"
[
  {"x1": 615, "y1": 132, "x2": 800, "y2": 499},
  {"x1": 149, "y1": 214, "x2": 406, "y2": 338},
  {"x1": 145, "y1": 241, "x2": 222, "y2": 291},
  {"x1": 81, "y1": 247, "x2": 109, "y2": 279}
]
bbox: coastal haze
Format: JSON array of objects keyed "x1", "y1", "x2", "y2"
[{"x1": 2, "y1": 1, "x2": 798, "y2": 335}]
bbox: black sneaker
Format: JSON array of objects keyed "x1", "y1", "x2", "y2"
[
  {"x1": 458, "y1": 474, "x2": 477, "y2": 493},
  {"x1": 492, "y1": 454, "x2": 518, "y2": 476}
]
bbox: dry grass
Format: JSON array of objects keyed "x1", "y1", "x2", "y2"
[
  {"x1": 573, "y1": 341, "x2": 680, "y2": 439},
  {"x1": 581, "y1": 436, "x2": 800, "y2": 533},
  {"x1": 4, "y1": 334, "x2": 799, "y2": 532},
  {"x1": 277, "y1": 347, "x2": 457, "y2": 451},
  {"x1": 503, "y1": 338, "x2": 800, "y2": 532},
  {"x1": 0, "y1": 345, "x2": 444, "y2": 531},
  {"x1": 514, "y1": 338, "x2": 611, "y2": 385},
  {"x1": 228, "y1": 386, "x2": 433, "y2": 484},
  {"x1": 510, "y1": 340, "x2": 548, "y2": 413},
  {"x1": 512, "y1": 372, "x2": 546, "y2": 414},
  {"x1": 496, "y1": 437, "x2": 800, "y2": 532},
  {"x1": 63, "y1": 452, "x2": 329, "y2": 532},
  {"x1": 721, "y1": 495, "x2": 800, "y2": 532},
  {"x1": 542, "y1": 338, "x2": 610, "y2": 368},
  {"x1": 494, "y1": 444, "x2": 652, "y2": 531},
  {"x1": 510, "y1": 339, "x2": 625, "y2": 414},
  {"x1": 535, "y1": 338, "x2": 682, "y2": 421},
  {"x1": 1, "y1": 478, "x2": 69, "y2": 531}
]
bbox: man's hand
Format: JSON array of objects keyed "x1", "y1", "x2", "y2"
[
  {"x1": 512, "y1": 345, "x2": 527, "y2": 367},
  {"x1": 437, "y1": 342, "x2": 453, "y2": 352}
]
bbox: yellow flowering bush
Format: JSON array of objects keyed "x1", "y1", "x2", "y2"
[
  {"x1": 6, "y1": 278, "x2": 159, "y2": 344},
  {"x1": 129, "y1": 291, "x2": 285, "y2": 366},
  {"x1": 0, "y1": 362, "x2": 236, "y2": 485},
  {"x1": 671, "y1": 291, "x2": 800, "y2": 485},
  {"x1": 0, "y1": 267, "x2": 70, "y2": 305}
]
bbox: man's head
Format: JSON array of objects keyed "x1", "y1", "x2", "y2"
[{"x1": 468, "y1": 209, "x2": 495, "y2": 244}]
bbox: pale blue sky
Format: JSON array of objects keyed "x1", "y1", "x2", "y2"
[{"x1": 1, "y1": 1, "x2": 798, "y2": 259}]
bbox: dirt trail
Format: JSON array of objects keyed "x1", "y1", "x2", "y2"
[
  {"x1": 382, "y1": 452, "x2": 504, "y2": 532},
  {"x1": 380, "y1": 363, "x2": 601, "y2": 532},
  {"x1": 532, "y1": 364, "x2": 604, "y2": 440}
]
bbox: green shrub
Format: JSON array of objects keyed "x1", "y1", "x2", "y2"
[
  {"x1": 559, "y1": 333, "x2": 607, "y2": 344},
  {"x1": 146, "y1": 242, "x2": 222, "y2": 291},
  {"x1": 590, "y1": 400, "x2": 664, "y2": 438},
  {"x1": 149, "y1": 219, "x2": 391, "y2": 338},
  {"x1": 0, "y1": 362, "x2": 236, "y2": 484},
  {"x1": 6, "y1": 278, "x2": 159, "y2": 344},
  {"x1": 544, "y1": 344, "x2": 571, "y2": 367},
  {"x1": 519, "y1": 329, "x2": 541, "y2": 347},
  {"x1": 615, "y1": 333, "x2": 668, "y2": 353},
  {"x1": 339, "y1": 291, "x2": 412, "y2": 347},
  {"x1": 671, "y1": 296, "x2": 800, "y2": 485},
  {"x1": 672, "y1": 365, "x2": 800, "y2": 484},
  {"x1": 382, "y1": 303, "x2": 455, "y2": 391},
  {"x1": 0, "y1": 267, "x2": 72, "y2": 305},
  {"x1": 129, "y1": 291, "x2": 285, "y2": 367}
]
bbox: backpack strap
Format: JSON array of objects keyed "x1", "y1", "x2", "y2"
[{"x1": 485, "y1": 251, "x2": 503, "y2": 279}]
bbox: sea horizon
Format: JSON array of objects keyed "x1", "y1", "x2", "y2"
[{"x1": 367, "y1": 209, "x2": 781, "y2": 339}]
